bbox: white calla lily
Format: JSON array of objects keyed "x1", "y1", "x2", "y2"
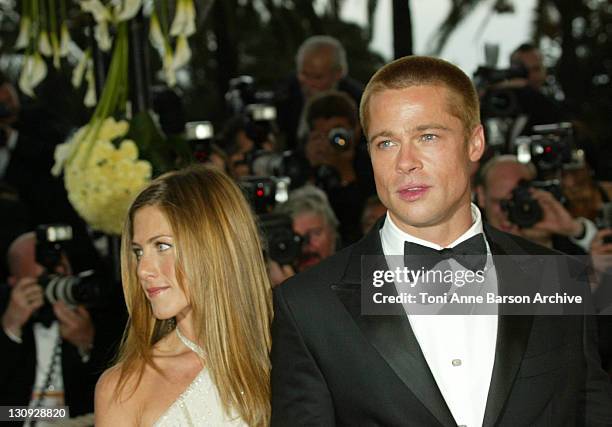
[
  {"x1": 72, "y1": 50, "x2": 89, "y2": 88},
  {"x1": 18, "y1": 53, "x2": 48, "y2": 98},
  {"x1": 114, "y1": 0, "x2": 142, "y2": 21},
  {"x1": 15, "y1": 16, "x2": 31, "y2": 50},
  {"x1": 60, "y1": 23, "x2": 71, "y2": 56},
  {"x1": 170, "y1": 0, "x2": 195, "y2": 37},
  {"x1": 169, "y1": 0, "x2": 185, "y2": 37},
  {"x1": 38, "y1": 31, "x2": 53, "y2": 56},
  {"x1": 173, "y1": 34, "x2": 191, "y2": 69},
  {"x1": 51, "y1": 33, "x2": 61, "y2": 69},
  {"x1": 84, "y1": 61, "x2": 97, "y2": 107},
  {"x1": 182, "y1": 0, "x2": 196, "y2": 36},
  {"x1": 18, "y1": 56, "x2": 34, "y2": 97},
  {"x1": 163, "y1": 47, "x2": 176, "y2": 87},
  {"x1": 80, "y1": 0, "x2": 112, "y2": 23},
  {"x1": 149, "y1": 11, "x2": 165, "y2": 56},
  {"x1": 95, "y1": 20, "x2": 112, "y2": 51}
]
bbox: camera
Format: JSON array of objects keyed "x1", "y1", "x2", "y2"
[
  {"x1": 34, "y1": 224, "x2": 105, "y2": 325},
  {"x1": 240, "y1": 176, "x2": 290, "y2": 215},
  {"x1": 515, "y1": 122, "x2": 575, "y2": 178},
  {"x1": 185, "y1": 121, "x2": 214, "y2": 163},
  {"x1": 328, "y1": 127, "x2": 352, "y2": 151},
  {"x1": 226, "y1": 76, "x2": 278, "y2": 148},
  {"x1": 240, "y1": 180, "x2": 303, "y2": 266},
  {"x1": 258, "y1": 213, "x2": 303, "y2": 266},
  {"x1": 249, "y1": 150, "x2": 311, "y2": 190},
  {"x1": 501, "y1": 180, "x2": 565, "y2": 228},
  {"x1": 474, "y1": 64, "x2": 528, "y2": 118}
]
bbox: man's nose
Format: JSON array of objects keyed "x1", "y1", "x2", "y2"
[{"x1": 396, "y1": 142, "x2": 422, "y2": 174}]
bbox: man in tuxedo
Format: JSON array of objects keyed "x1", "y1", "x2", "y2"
[{"x1": 270, "y1": 56, "x2": 612, "y2": 426}]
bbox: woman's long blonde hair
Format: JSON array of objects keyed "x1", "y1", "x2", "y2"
[{"x1": 115, "y1": 165, "x2": 272, "y2": 426}]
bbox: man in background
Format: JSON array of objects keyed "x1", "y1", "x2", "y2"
[{"x1": 275, "y1": 35, "x2": 363, "y2": 149}]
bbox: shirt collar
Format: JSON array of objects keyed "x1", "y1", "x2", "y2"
[{"x1": 380, "y1": 203, "x2": 484, "y2": 255}]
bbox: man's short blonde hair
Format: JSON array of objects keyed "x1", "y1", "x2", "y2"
[{"x1": 359, "y1": 56, "x2": 480, "y2": 139}]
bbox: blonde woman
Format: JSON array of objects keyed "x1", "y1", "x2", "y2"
[{"x1": 95, "y1": 165, "x2": 272, "y2": 426}]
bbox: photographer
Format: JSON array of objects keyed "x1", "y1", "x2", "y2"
[
  {"x1": 476, "y1": 155, "x2": 596, "y2": 253},
  {"x1": 303, "y1": 90, "x2": 373, "y2": 244},
  {"x1": 0, "y1": 232, "x2": 113, "y2": 424},
  {"x1": 268, "y1": 185, "x2": 338, "y2": 286},
  {"x1": 275, "y1": 35, "x2": 363, "y2": 149}
]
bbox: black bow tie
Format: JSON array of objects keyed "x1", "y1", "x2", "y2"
[{"x1": 404, "y1": 233, "x2": 488, "y2": 272}]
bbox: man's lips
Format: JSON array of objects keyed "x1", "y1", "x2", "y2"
[
  {"x1": 146, "y1": 287, "x2": 169, "y2": 298},
  {"x1": 397, "y1": 185, "x2": 431, "y2": 201}
]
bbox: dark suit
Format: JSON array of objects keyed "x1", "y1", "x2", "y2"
[{"x1": 271, "y1": 220, "x2": 612, "y2": 426}]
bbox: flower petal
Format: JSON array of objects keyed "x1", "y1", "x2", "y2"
[
  {"x1": 80, "y1": 0, "x2": 112, "y2": 23},
  {"x1": 98, "y1": 117, "x2": 130, "y2": 141},
  {"x1": 182, "y1": 0, "x2": 196, "y2": 37},
  {"x1": 94, "y1": 20, "x2": 112, "y2": 52},
  {"x1": 60, "y1": 23, "x2": 71, "y2": 56},
  {"x1": 149, "y1": 11, "x2": 165, "y2": 56},
  {"x1": 38, "y1": 31, "x2": 53, "y2": 57},
  {"x1": 18, "y1": 55, "x2": 34, "y2": 97},
  {"x1": 173, "y1": 34, "x2": 191, "y2": 69},
  {"x1": 163, "y1": 46, "x2": 176, "y2": 87},
  {"x1": 84, "y1": 62, "x2": 97, "y2": 107},
  {"x1": 15, "y1": 16, "x2": 31, "y2": 50},
  {"x1": 169, "y1": 0, "x2": 186, "y2": 37},
  {"x1": 51, "y1": 33, "x2": 61, "y2": 69},
  {"x1": 72, "y1": 50, "x2": 89, "y2": 87},
  {"x1": 19, "y1": 53, "x2": 48, "y2": 98},
  {"x1": 114, "y1": 0, "x2": 142, "y2": 21}
]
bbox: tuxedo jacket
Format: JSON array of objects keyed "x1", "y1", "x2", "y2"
[{"x1": 270, "y1": 220, "x2": 612, "y2": 426}]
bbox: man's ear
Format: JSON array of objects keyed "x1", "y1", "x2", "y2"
[{"x1": 468, "y1": 125, "x2": 486, "y2": 162}]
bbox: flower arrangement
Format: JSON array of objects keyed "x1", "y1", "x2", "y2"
[
  {"x1": 56, "y1": 117, "x2": 152, "y2": 234},
  {"x1": 38, "y1": 0, "x2": 197, "y2": 235},
  {"x1": 16, "y1": 0, "x2": 197, "y2": 100}
]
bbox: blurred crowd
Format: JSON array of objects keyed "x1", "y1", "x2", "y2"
[{"x1": 1, "y1": 35, "x2": 612, "y2": 423}]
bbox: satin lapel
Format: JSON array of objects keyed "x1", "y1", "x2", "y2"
[
  {"x1": 331, "y1": 283, "x2": 456, "y2": 427},
  {"x1": 330, "y1": 219, "x2": 457, "y2": 427},
  {"x1": 482, "y1": 227, "x2": 534, "y2": 427}
]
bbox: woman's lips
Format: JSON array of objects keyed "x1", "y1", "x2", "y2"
[
  {"x1": 398, "y1": 186, "x2": 430, "y2": 201},
  {"x1": 146, "y1": 287, "x2": 169, "y2": 298}
]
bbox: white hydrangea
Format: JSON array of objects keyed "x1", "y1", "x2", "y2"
[{"x1": 61, "y1": 118, "x2": 152, "y2": 235}]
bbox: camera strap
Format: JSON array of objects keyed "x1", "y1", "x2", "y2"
[{"x1": 29, "y1": 334, "x2": 63, "y2": 426}]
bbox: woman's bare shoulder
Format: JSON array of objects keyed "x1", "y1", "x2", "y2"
[{"x1": 95, "y1": 364, "x2": 141, "y2": 426}]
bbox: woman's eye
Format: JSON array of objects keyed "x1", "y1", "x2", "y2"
[
  {"x1": 132, "y1": 248, "x2": 143, "y2": 260},
  {"x1": 156, "y1": 242, "x2": 172, "y2": 252}
]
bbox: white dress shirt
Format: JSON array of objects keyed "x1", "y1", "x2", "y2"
[{"x1": 380, "y1": 204, "x2": 498, "y2": 427}]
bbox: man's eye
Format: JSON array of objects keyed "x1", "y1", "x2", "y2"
[
  {"x1": 420, "y1": 134, "x2": 438, "y2": 142},
  {"x1": 376, "y1": 140, "x2": 395, "y2": 149}
]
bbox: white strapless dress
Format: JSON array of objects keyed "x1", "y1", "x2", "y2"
[{"x1": 153, "y1": 329, "x2": 248, "y2": 427}]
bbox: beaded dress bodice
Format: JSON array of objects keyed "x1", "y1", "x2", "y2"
[{"x1": 152, "y1": 329, "x2": 247, "y2": 427}]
